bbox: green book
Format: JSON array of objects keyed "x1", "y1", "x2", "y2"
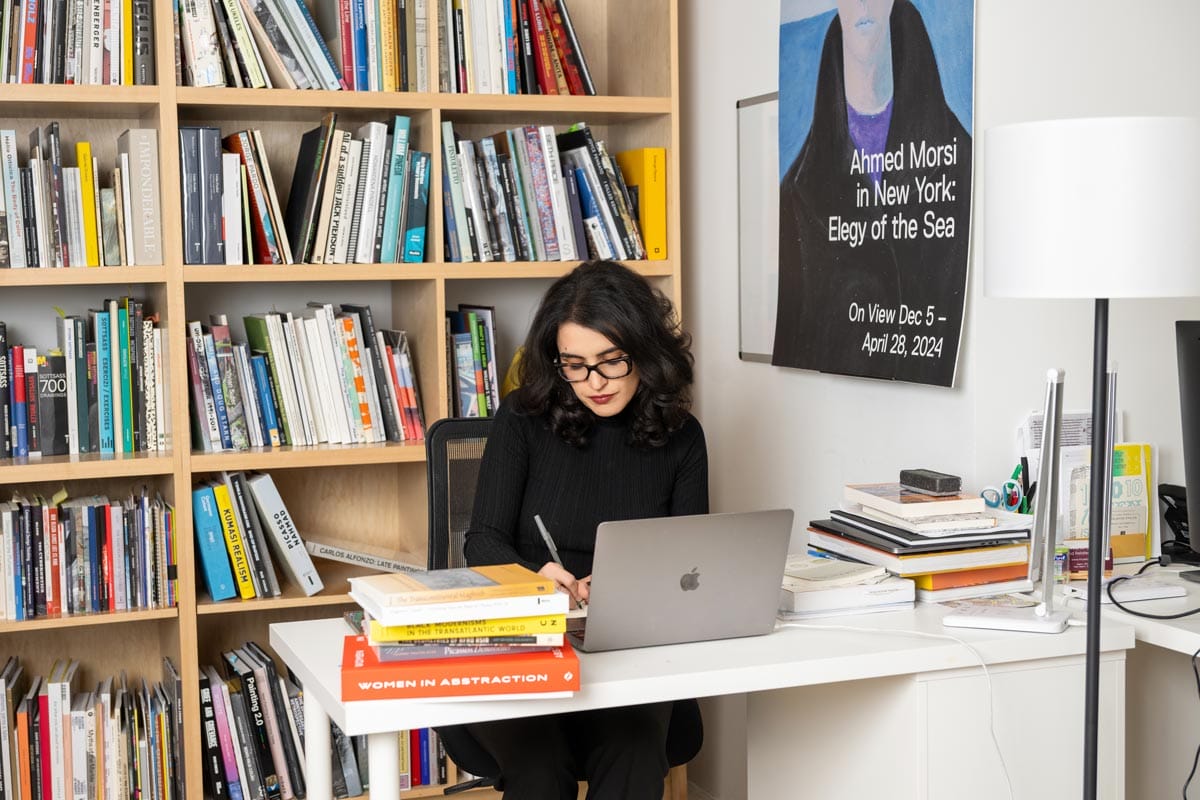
[
  {"x1": 117, "y1": 304, "x2": 133, "y2": 453},
  {"x1": 243, "y1": 314, "x2": 295, "y2": 446}
]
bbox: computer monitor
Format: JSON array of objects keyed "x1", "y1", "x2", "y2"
[{"x1": 1173, "y1": 321, "x2": 1200, "y2": 564}]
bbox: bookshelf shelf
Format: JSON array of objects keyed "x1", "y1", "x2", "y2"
[
  {"x1": 438, "y1": 93, "x2": 673, "y2": 121},
  {"x1": 0, "y1": 266, "x2": 170, "y2": 287},
  {"x1": 0, "y1": 84, "x2": 160, "y2": 114},
  {"x1": 0, "y1": 452, "x2": 177, "y2": 482},
  {"x1": 0, "y1": 607, "x2": 178, "y2": 634},
  {"x1": 180, "y1": 261, "x2": 674, "y2": 283},
  {"x1": 189, "y1": 441, "x2": 427, "y2": 472},
  {"x1": 0, "y1": 1, "x2": 681, "y2": 797},
  {"x1": 176, "y1": 86, "x2": 440, "y2": 112},
  {"x1": 439, "y1": 260, "x2": 676, "y2": 280},
  {"x1": 182, "y1": 264, "x2": 446, "y2": 283},
  {"x1": 196, "y1": 592, "x2": 356, "y2": 616}
]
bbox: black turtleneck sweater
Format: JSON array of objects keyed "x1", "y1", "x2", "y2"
[{"x1": 463, "y1": 399, "x2": 709, "y2": 579}]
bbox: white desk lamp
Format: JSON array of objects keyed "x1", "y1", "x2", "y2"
[{"x1": 984, "y1": 116, "x2": 1200, "y2": 800}]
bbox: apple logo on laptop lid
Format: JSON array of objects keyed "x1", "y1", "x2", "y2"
[{"x1": 680, "y1": 567, "x2": 700, "y2": 591}]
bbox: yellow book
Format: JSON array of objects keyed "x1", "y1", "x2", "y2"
[
  {"x1": 349, "y1": 563, "x2": 556, "y2": 606},
  {"x1": 368, "y1": 613, "x2": 568, "y2": 642},
  {"x1": 122, "y1": 0, "x2": 134, "y2": 85},
  {"x1": 211, "y1": 483, "x2": 256, "y2": 599},
  {"x1": 615, "y1": 147, "x2": 668, "y2": 260},
  {"x1": 76, "y1": 142, "x2": 100, "y2": 266},
  {"x1": 379, "y1": 0, "x2": 398, "y2": 93}
]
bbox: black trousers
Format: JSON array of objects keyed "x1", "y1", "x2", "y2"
[{"x1": 464, "y1": 701, "x2": 673, "y2": 799}]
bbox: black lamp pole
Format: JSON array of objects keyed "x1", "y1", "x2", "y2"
[{"x1": 1082, "y1": 297, "x2": 1109, "y2": 800}]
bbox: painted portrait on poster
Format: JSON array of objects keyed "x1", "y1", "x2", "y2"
[{"x1": 775, "y1": 0, "x2": 974, "y2": 386}]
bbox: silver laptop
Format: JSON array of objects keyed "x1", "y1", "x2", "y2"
[{"x1": 571, "y1": 509, "x2": 793, "y2": 652}]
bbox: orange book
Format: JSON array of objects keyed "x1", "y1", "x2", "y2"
[
  {"x1": 339, "y1": 316, "x2": 374, "y2": 437},
  {"x1": 910, "y1": 563, "x2": 1029, "y2": 591},
  {"x1": 349, "y1": 563, "x2": 556, "y2": 607},
  {"x1": 341, "y1": 634, "x2": 580, "y2": 701}
]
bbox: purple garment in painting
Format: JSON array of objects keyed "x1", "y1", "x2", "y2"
[{"x1": 847, "y1": 99, "x2": 894, "y2": 185}]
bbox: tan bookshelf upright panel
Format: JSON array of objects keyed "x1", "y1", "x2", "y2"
[{"x1": 0, "y1": 0, "x2": 680, "y2": 796}]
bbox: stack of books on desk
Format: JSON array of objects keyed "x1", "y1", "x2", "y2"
[
  {"x1": 806, "y1": 483, "x2": 1034, "y2": 602},
  {"x1": 344, "y1": 564, "x2": 577, "y2": 701},
  {"x1": 778, "y1": 554, "x2": 916, "y2": 619}
]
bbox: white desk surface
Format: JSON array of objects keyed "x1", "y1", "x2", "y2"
[
  {"x1": 270, "y1": 603, "x2": 1134, "y2": 737},
  {"x1": 1096, "y1": 566, "x2": 1200, "y2": 653}
]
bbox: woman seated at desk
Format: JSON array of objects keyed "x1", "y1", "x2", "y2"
[{"x1": 464, "y1": 260, "x2": 709, "y2": 800}]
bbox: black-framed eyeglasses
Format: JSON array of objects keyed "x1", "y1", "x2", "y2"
[{"x1": 555, "y1": 356, "x2": 634, "y2": 383}]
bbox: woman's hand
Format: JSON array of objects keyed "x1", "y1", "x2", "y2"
[{"x1": 540, "y1": 563, "x2": 589, "y2": 607}]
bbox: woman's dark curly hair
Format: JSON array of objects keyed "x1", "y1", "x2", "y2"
[{"x1": 514, "y1": 260, "x2": 694, "y2": 448}]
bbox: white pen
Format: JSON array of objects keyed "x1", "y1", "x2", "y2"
[
  {"x1": 535, "y1": 514, "x2": 586, "y2": 607},
  {"x1": 534, "y1": 514, "x2": 564, "y2": 566}
]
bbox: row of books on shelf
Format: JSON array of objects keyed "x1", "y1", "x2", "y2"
[
  {"x1": 0, "y1": 656, "x2": 184, "y2": 800},
  {"x1": 177, "y1": 0, "x2": 595, "y2": 97},
  {"x1": 187, "y1": 304, "x2": 424, "y2": 454},
  {"x1": 0, "y1": 0, "x2": 155, "y2": 86},
  {"x1": 192, "y1": 471, "x2": 321, "y2": 603},
  {"x1": 0, "y1": 126, "x2": 162, "y2": 269},
  {"x1": 0, "y1": 486, "x2": 177, "y2": 621},
  {"x1": 782, "y1": 482, "x2": 1037, "y2": 617},
  {"x1": 438, "y1": 0, "x2": 595, "y2": 96},
  {"x1": 443, "y1": 120, "x2": 664, "y2": 263},
  {"x1": 343, "y1": 564, "x2": 577, "y2": 701},
  {"x1": 201, "y1": 643, "x2": 449, "y2": 800},
  {"x1": 185, "y1": 115, "x2": 431, "y2": 267},
  {"x1": 0, "y1": 304, "x2": 170, "y2": 460},
  {"x1": 446, "y1": 304, "x2": 498, "y2": 419},
  {"x1": 179, "y1": 0, "x2": 346, "y2": 91}
]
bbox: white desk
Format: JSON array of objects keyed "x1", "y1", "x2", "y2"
[
  {"x1": 1097, "y1": 567, "x2": 1200, "y2": 799},
  {"x1": 271, "y1": 605, "x2": 1133, "y2": 800}
]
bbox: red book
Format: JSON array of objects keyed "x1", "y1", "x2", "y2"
[
  {"x1": 524, "y1": 0, "x2": 558, "y2": 94},
  {"x1": 409, "y1": 729, "x2": 422, "y2": 785},
  {"x1": 539, "y1": 0, "x2": 585, "y2": 95},
  {"x1": 341, "y1": 635, "x2": 580, "y2": 701}
]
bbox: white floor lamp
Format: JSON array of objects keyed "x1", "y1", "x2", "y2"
[{"x1": 984, "y1": 116, "x2": 1200, "y2": 799}]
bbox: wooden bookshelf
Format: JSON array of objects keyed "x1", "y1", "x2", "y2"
[{"x1": 0, "y1": 0, "x2": 681, "y2": 797}]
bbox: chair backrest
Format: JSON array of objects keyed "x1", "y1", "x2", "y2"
[{"x1": 425, "y1": 416, "x2": 494, "y2": 570}]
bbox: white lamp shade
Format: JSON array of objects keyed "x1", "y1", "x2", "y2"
[{"x1": 984, "y1": 116, "x2": 1200, "y2": 299}]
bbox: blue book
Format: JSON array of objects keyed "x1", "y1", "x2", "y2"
[
  {"x1": 502, "y1": 0, "x2": 518, "y2": 95},
  {"x1": 574, "y1": 166, "x2": 616, "y2": 257},
  {"x1": 350, "y1": 0, "x2": 369, "y2": 91},
  {"x1": 379, "y1": 116, "x2": 412, "y2": 263},
  {"x1": 94, "y1": 313, "x2": 115, "y2": 454},
  {"x1": 117, "y1": 305, "x2": 133, "y2": 453},
  {"x1": 250, "y1": 354, "x2": 281, "y2": 447},
  {"x1": 418, "y1": 728, "x2": 430, "y2": 786},
  {"x1": 403, "y1": 151, "x2": 430, "y2": 263},
  {"x1": 202, "y1": 333, "x2": 233, "y2": 450},
  {"x1": 192, "y1": 485, "x2": 236, "y2": 601}
]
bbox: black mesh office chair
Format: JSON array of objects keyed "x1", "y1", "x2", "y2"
[{"x1": 424, "y1": 416, "x2": 703, "y2": 796}]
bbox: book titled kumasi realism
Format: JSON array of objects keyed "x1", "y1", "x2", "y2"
[
  {"x1": 341, "y1": 634, "x2": 580, "y2": 701},
  {"x1": 844, "y1": 482, "x2": 986, "y2": 519},
  {"x1": 348, "y1": 563, "x2": 557, "y2": 607}
]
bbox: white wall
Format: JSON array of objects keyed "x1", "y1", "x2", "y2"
[{"x1": 680, "y1": 1, "x2": 1200, "y2": 798}]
